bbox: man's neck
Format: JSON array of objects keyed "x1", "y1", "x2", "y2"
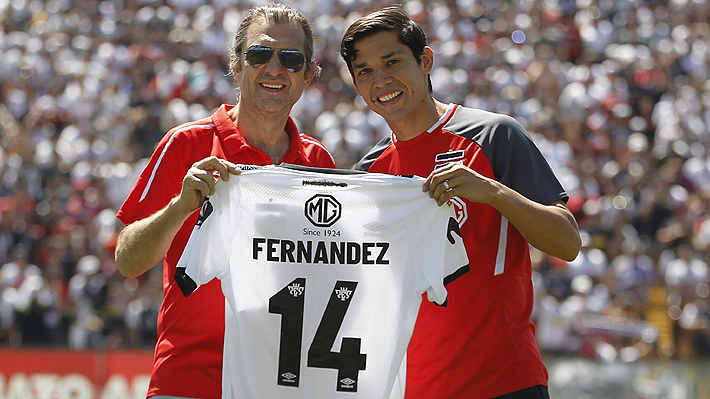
[
  {"x1": 228, "y1": 104, "x2": 291, "y2": 163},
  {"x1": 389, "y1": 98, "x2": 450, "y2": 141}
]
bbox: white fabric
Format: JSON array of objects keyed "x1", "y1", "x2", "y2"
[{"x1": 177, "y1": 166, "x2": 468, "y2": 399}]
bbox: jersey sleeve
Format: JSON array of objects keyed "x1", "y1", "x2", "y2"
[
  {"x1": 298, "y1": 133, "x2": 337, "y2": 168},
  {"x1": 449, "y1": 107, "x2": 567, "y2": 206},
  {"x1": 412, "y1": 203, "x2": 470, "y2": 306},
  {"x1": 486, "y1": 114, "x2": 567, "y2": 205},
  {"x1": 116, "y1": 130, "x2": 188, "y2": 225},
  {"x1": 175, "y1": 182, "x2": 232, "y2": 296}
]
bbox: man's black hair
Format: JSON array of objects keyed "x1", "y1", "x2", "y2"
[{"x1": 340, "y1": 5, "x2": 432, "y2": 92}]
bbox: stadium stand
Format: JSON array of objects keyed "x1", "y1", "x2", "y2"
[{"x1": 1, "y1": 0, "x2": 709, "y2": 366}]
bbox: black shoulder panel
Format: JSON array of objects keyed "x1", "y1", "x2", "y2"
[
  {"x1": 353, "y1": 136, "x2": 393, "y2": 172},
  {"x1": 444, "y1": 107, "x2": 568, "y2": 206}
]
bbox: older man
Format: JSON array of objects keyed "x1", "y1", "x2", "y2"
[{"x1": 115, "y1": 4, "x2": 334, "y2": 399}]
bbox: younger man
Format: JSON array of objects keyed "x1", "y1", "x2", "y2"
[{"x1": 340, "y1": 6, "x2": 581, "y2": 399}]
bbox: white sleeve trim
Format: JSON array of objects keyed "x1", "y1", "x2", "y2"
[
  {"x1": 138, "y1": 123, "x2": 215, "y2": 202},
  {"x1": 299, "y1": 134, "x2": 335, "y2": 165},
  {"x1": 494, "y1": 216, "x2": 508, "y2": 276}
]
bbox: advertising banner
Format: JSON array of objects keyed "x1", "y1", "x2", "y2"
[{"x1": 0, "y1": 349, "x2": 153, "y2": 399}]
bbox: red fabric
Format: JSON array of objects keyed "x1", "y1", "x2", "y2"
[
  {"x1": 363, "y1": 106, "x2": 548, "y2": 399},
  {"x1": 117, "y1": 104, "x2": 335, "y2": 399}
]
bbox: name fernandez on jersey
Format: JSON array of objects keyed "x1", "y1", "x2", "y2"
[
  {"x1": 253, "y1": 238, "x2": 390, "y2": 265},
  {"x1": 175, "y1": 165, "x2": 470, "y2": 398}
]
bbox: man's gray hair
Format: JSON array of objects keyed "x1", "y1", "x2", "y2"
[{"x1": 229, "y1": 3, "x2": 320, "y2": 77}]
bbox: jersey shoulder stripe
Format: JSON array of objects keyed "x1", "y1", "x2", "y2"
[
  {"x1": 299, "y1": 134, "x2": 335, "y2": 164},
  {"x1": 139, "y1": 123, "x2": 216, "y2": 202},
  {"x1": 443, "y1": 106, "x2": 520, "y2": 143}
]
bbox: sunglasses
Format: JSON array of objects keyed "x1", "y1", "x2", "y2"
[{"x1": 244, "y1": 45, "x2": 306, "y2": 73}]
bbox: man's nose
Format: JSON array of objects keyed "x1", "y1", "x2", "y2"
[
  {"x1": 263, "y1": 53, "x2": 285, "y2": 74},
  {"x1": 373, "y1": 68, "x2": 393, "y2": 87}
]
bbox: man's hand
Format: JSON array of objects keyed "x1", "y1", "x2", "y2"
[
  {"x1": 176, "y1": 156, "x2": 242, "y2": 215},
  {"x1": 422, "y1": 162, "x2": 493, "y2": 207},
  {"x1": 115, "y1": 156, "x2": 241, "y2": 278},
  {"x1": 422, "y1": 161, "x2": 581, "y2": 261}
]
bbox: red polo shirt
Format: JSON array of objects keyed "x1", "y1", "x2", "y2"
[{"x1": 117, "y1": 104, "x2": 335, "y2": 399}]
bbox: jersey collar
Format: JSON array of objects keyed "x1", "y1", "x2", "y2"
[
  {"x1": 427, "y1": 103, "x2": 457, "y2": 133},
  {"x1": 391, "y1": 103, "x2": 458, "y2": 144},
  {"x1": 213, "y1": 104, "x2": 305, "y2": 162},
  {"x1": 213, "y1": 104, "x2": 246, "y2": 155},
  {"x1": 282, "y1": 117, "x2": 307, "y2": 163}
]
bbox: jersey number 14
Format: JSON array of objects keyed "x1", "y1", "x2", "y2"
[{"x1": 269, "y1": 278, "x2": 368, "y2": 392}]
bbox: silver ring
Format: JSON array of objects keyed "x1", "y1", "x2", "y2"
[{"x1": 443, "y1": 180, "x2": 450, "y2": 191}]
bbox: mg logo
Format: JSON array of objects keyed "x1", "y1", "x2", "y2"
[{"x1": 305, "y1": 194, "x2": 341, "y2": 227}]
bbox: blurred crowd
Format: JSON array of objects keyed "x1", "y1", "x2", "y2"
[{"x1": 1, "y1": 0, "x2": 709, "y2": 362}]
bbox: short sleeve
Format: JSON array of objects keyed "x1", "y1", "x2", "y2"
[
  {"x1": 175, "y1": 181, "x2": 233, "y2": 296},
  {"x1": 117, "y1": 131, "x2": 188, "y2": 225},
  {"x1": 487, "y1": 116, "x2": 567, "y2": 205},
  {"x1": 411, "y1": 203, "x2": 469, "y2": 306}
]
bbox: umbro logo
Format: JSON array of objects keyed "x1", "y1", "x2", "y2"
[
  {"x1": 448, "y1": 196, "x2": 468, "y2": 226},
  {"x1": 281, "y1": 372, "x2": 297, "y2": 383},
  {"x1": 431, "y1": 150, "x2": 469, "y2": 227},
  {"x1": 339, "y1": 377, "x2": 356, "y2": 389}
]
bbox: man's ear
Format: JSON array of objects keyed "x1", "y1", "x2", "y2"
[
  {"x1": 230, "y1": 54, "x2": 241, "y2": 83},
  {"x1": 233, "y1": 67, "x2": 241, "y2": 83},
  {"x1": 421, "y1": 46, "x2": 434, "y2": 74},
  {"x1": 304, "y1": 62, "x2": 317, "y2": 86}
]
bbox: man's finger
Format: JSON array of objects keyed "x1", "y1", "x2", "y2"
[{"x1": 220, "y1": 161, "x2": 242, "y2": 181}]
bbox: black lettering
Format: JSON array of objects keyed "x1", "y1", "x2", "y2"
[
  {"x1": 254, "y1": 238, "x2": 390, "y2": 266},
  {"x1": 297, "y1": 241, "x2": 312, "y2": 263},
  {"x1": 346, "y1": 242, "x2": 360, "y2": 264},
  {"x1": 314, "y1": 241, "x2": 329, "y2": 264},
  {"x1": 253, "y1": 238, "x2": 266, "y2": 260},
  {"x1": 330, "y1": 242, "x2": 345, "y2": 264},
  {"x1": 362, "y1": 243, "x2": 375, "y2": 265},
  {"x1": 281, "y1": 240, "x2": 296, "y2": 262},
  {"x1": 267, "y1": 239, "x2": 280, "y2": 262},
  {"x1": 375, "y1": 243, "x2": 390, "y2": 264}
]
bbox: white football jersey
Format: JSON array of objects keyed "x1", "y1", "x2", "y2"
[{"x1": 176, "y1": 165, "x2": 469, "y2": 399}]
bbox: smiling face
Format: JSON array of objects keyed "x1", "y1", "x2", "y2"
[
  {"x1": 350, "y1": 30, "x2": 435, "y2": 136},
  {"x1": 235, "y1": 18, "x2": 316, "y2": 116}
]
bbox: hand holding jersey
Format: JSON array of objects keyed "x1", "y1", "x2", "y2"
[
  {"x1": 176, "y1": 165, "x2": 469, "y2": 398},
  {"x1": 178, "y1": 156, "x2": 242, "y2": 215},
  {"x1": 423, "y1": 161, "x2": 492, "y2": 206},
  {"x1": 423, "y1": 161, "x2": 580, "y2": 262},
  {"x1": 340, "y1": 6, "x2": 581, "y2": 399},
  {"x1": 115, "y1": 5, "x2": 337, "y2": 398}
]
